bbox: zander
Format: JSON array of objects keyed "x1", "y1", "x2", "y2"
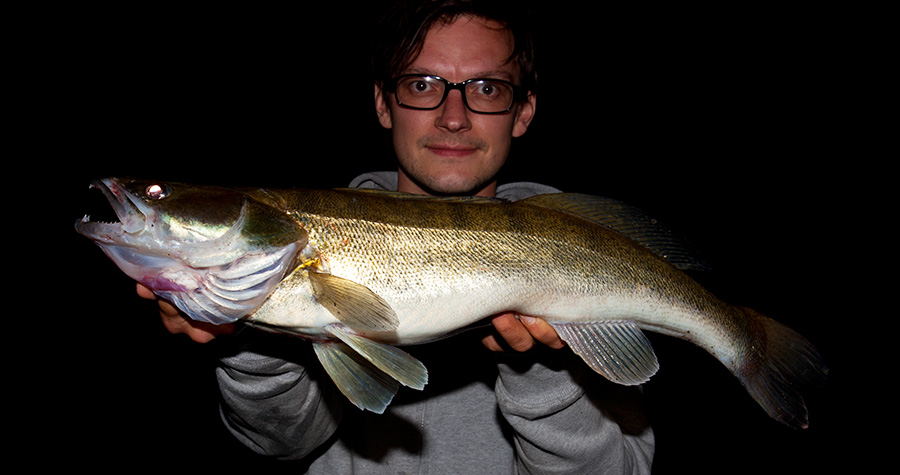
[{"x1": 76, "y1": 177, "x2": 827, "y2": 427}]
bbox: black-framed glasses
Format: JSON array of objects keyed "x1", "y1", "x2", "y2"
[{"x1": 388, "y1": 74, "x2": 527, "y2": 114}]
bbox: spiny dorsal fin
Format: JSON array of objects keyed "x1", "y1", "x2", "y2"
[
  {"x1": 521, "y1": 193, "x2": 709, "y2": 271},
  {"x1": 324, "y1": 324, "x2": 428, "y2": 391},
  {"x1": 308, "y1": 271, "x2": 399, "y2": 331},
  {"x1": 312, "y1": 340, "x2": 400, "y2": 413},
  {"x1": 550, "y1": 321, "x2": 659, "y2": 386}
]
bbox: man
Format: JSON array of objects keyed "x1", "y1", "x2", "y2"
[{"x1": 139, "y1": 1, "x2": 655, "y2": 472}]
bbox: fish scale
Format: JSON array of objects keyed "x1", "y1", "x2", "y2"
[{"x1": 77, "y1": 178, "x2": 827, "y2": 425}]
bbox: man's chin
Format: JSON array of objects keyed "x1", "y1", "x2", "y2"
[{"x1": 425, "y1": 176, "x2": 497, "y2": 197}]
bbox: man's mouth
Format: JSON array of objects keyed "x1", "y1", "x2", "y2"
[
  {"x1": 421, "y1": 136, "x2": 486, "y2": 158},
  {"x1": 425, "y1": 145, "x2": 478, "y2": 158}
]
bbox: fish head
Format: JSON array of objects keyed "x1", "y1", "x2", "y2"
[{"x1": 76, "y1": 177, "x2": 307, "y2": 324}]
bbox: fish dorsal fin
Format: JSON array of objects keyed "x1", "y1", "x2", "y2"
[
  {"x1": 312, "y1": 340, "x2": 400, "y2": 413},
  {"x1": 308, "y1": 271, "x2": 399, "y2": 331},
  {"x1": 550, "y1": 321, "x2": 659, "y2": 386},
  {"x1": 520, "y1": 193, "x2": 709, "y2": 271}
]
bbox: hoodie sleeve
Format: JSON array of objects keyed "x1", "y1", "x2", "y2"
[
  {"x1": 215, "y1": 332, "x2": 343, "y2": 460},
  {"x1": 495, "y1": 347, "x2": 655, "y2": 475}
]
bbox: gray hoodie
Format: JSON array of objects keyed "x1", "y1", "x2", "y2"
[{"x1": 215, "y1": 173, "x2": 655, "y2": 474}]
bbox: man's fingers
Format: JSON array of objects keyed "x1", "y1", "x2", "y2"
[
  {"x1": 489, "y1": 313, "x2": 534, "y2": 352},
  {"x1": 484, "y1": 313, "x2": 566, "y2": 352},
  {"x1": 160, "y1": 309, "x2": 235, "y2": 343},
  {"x1": 139, "y1": 283, "x2": 233, "y2": 343},
  {"x1": 518, "y1": 315, "x2": 566, "y2": 349},
  {"x1": 136, "y1": 283, "x2": 156, "y2": 300},
  {"x1": 481, "y1": 334, "x2": 505, "y2": 353}
]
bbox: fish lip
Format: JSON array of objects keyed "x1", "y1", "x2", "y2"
[{"x1": 75, "y1": 178, "x2": 152, "y2": 241}]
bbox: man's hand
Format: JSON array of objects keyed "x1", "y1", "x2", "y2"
[
  {"x1": 482, "y1": 312, "x2": 565, "y2": 352},
  {"x1": 136, "y1": 283, "x2": 235, "y2": 343}
]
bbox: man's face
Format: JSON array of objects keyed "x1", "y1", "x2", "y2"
[{"x1": 375, "y1": 15, "x2": 537, "y2": 197}]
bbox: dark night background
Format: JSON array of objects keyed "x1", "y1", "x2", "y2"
[{"x1": 25, "y1": 2, "x2": 880, "y2": 472}]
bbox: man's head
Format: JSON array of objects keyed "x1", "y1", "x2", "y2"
[{"x1": 372, "y1": 0, "x2": 538, "y2": 197}]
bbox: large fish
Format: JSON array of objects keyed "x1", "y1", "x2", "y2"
[{"x1": 76, "y1": 177, "x2": 826, "y2": 427}]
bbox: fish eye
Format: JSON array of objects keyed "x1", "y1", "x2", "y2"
[{"x1": 145, "y1": 183, "x2": 171, "y2": 200}]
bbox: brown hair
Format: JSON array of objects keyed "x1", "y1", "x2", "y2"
[{"x1": 372, "y1": 0, "x2": 538, "y2": 95}]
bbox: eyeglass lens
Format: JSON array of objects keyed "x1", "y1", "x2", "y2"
[{"x1": 395, "y1": 76, "x2": 515, "y2": 113}]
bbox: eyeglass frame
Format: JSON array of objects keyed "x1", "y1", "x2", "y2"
[{"x1": 386, "y1": 74, "x2": 529, "y2": 115}]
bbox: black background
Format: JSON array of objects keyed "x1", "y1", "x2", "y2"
[{"x1": 28, "y1": 2, "x2": 880, "y2": 472}]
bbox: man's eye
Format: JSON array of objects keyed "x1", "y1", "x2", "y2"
[
  {"x1": 478, "y1": 84, "x2": 496, "y2": 96},
  {"x1": 471, "y1": 81, "x2": 510, "y2": 99},
  {"x1": 410, "y1": 81, "x2": 433, "y2": 93}
]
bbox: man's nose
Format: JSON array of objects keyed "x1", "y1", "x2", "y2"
[{"x1": 435, "y1": 89, "x2": 471, "y2": 132}]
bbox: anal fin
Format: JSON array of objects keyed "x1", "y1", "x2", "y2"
[{"x1": 551, "y1": 321, "x2": 659, "y2": 386}]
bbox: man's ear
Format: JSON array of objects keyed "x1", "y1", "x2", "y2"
[
  {"x1": 512, "y1": 93, "x2": 537, "y2": 138},
  {"x1": 374, "y1": 83, "x2": 393, "y2": 129}
]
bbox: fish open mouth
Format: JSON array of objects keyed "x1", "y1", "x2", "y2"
[
  {"x1": 75, "y1": 178, "x2": 250, "y2": 265},
  {"x1": 75, "y1": 178, "x2": 151, "y2": 242}
]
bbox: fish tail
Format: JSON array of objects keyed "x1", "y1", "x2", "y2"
[{"x1": 734, "y1": 307, "x2": 828, "y2": 429}]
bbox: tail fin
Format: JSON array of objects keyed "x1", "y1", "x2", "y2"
[{"x1": 736, "y1": 308, "x2": 828, "y2": 429}]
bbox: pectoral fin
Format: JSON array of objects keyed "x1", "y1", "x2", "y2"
[
  {"x1": 309, "y1": 271, "x2": 399, "y2": 331},
  {"x1": 551, "y1": 321, "x2": 659, "y2": 385},
  {"x1": 312, "y1": 340, "x2": 399, "y2": 413}
]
